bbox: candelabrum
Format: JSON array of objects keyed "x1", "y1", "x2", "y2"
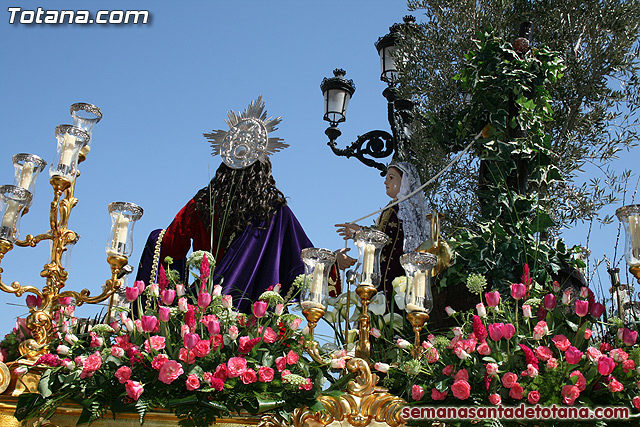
[
  {"x1": 400, "y1": 252, "x2": 436, "y2": 359},
  {"x1": 616, "y1": 205, "x2": 640, "y2": 289},
  {"x1": 0, "y1": 103, "x2": 143, "y2": 361}
]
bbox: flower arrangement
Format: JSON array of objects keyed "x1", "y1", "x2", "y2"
[
  {"x1": 333, "y1": 266, "x2": 640, "y2": 426},
  {"x1": 14, "y1": 252, "x2": 324, "y2": 427}
]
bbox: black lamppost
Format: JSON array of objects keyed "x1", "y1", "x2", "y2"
[{"x1": 320, "y1": 16, "x2": 417, "y2": 175}]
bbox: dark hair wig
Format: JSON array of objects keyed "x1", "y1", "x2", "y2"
[{"x1": 193, "y1": 158, "x2": 286, "y2": 243}]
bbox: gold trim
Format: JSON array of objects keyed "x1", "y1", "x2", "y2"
[{"x1": 259, "y1": 358, "x2": 406, "y2": 427}]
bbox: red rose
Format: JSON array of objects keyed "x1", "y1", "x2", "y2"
[
  {"x1": 186, "y1": 374, "x2": 200, "y2": 391},
  {"x1": 527, "y1": 390, "x2": 540, "y2": 404},
  {"x1": 431, "y1": 388, "x2": 447, "y2": 401},
  {"x1": 509, "y1": 383, "x2": 524, "y2": 400},
  {"x1": 258, "y1": 366, "x2": 275, "y2": 382},
  {"x1": 240, "y1": 368, "x2": 257, "y2": 384},
  {"x1": 489, "y1": 394, "x2": 501, "y2": 405},
  {"x1": 562, "y1": 385, "x2": 580, "y2": 405},
  {"x1": 501, "y1": 372, "x2": 518, "y2": 388}
]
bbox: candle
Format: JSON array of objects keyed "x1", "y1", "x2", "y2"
[
  {"x1": 362, "y1": 243, "x2": 375, "y2": 284},
  {"x1": 630, "y1": 214, "x2": 640, "y2": 262},
  {"x1": 310, "y1": 263, "x2": 324, "y2": 301},
  {"x1": 111, "y1": 213, "x2": 130, "y2": 252},
  {"x1": 59, "y1": 133, "x2": 77, "y2": 166},
  {"x1": 406, "y1": 272, "x2": 427, "y2": 312},
  {"x1": 1, "y1": 200, "x2": 19, "y2": 228},
  {"x1": 18, "y1": 162, "x2": 34, "y2": 189}
]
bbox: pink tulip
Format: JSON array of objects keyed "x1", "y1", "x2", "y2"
[
  {"x1": 198, "y1": 292, "x2": 212, "y2": 309},
  {"x1": 183, "y1": 332, "x2": 200, "y2": 350},
  {"x1": 158, "y1": 306, "x2": 171, "y2": 322},
  {"x1": 590, "y1": 302, "x2": 606, "y2": 318},
  {"x1": 510, "y1": 283, "x2": 526, "y2": 300},
  {"x1": 575, "y1": 300, "x2": 589, "y2": 317},
  {"x1": 26, "y1": 295, "x2": 42, "y2": 308},
  {"x1": 275, "y1": 303, "x2": 284, "y2": 316},
  {"x1": 476, "y1": 303, "x2": 487, "y2": 317},
  {"x1": 522, "y1": 304, "x2": 532, "y2": 318},
  {"x1": 503, "y1": 323, "x2": 515, "y2": 340},
  {"x1": 207, "y1": 320, "x2": 220, "y2": 336},
  {"x1": 134, "y1": 280, "x2": 145, "y2": 293},
  {"x1": 176, "y1": 284, "x2": 185, "y2": 297},
  {"x1": 148, "y1": 283, "x2": 160, "y2": 298},
  {"x1": 562, "y1": 289, "x2": 572, "y2": 305},
  {"x1": 565, "y1": 346, "x2": 583, "y2": 364},
  {"x1": 58, "y1": 297, "x2": 72, "y2": 306},
  {"x1": 622, "y1": 328, "x2": 638, "y2": 346},
  {"x1": 485, "y1": 291, "x2": 500, "y2": 307},
  {"x1": 543, "y1": 294, "x2": 556, "y2": 310},
  {"x1": 212, "y1": 285, "x2": 222, "y2": 297},
  {"x1": 140, "y1": 315, "x2": 158, "y2": 333},
  {"x1": 253, "y1": 301, "x2": 268, "y2": 318},
  {"x1": 162, "y1": 289, "x2": 176, "y2": 305},
  {"x1": 222, "y1": 295, "x2": 233, "y2": 308},
  {"x1": 125, "y1": 287, "x2": 139, "y2": 302},
  {"x1": 178, "y1": 297, "x2": 188, "y2": 312},
  {"x1": 488, "y1": 323, "x2": 504, "y2": 341},
  {"x1": 598, "y1": 356, "x2": 616, "y2": 376}
]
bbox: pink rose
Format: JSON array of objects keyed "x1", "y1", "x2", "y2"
[
  {"x1": 586, "y1": 346, "x2": 603, "y2": 363},
  {"x1": 258, "y1": 366, "x2": 275, "y2": 382},
  {"x1": 228, "y1": 325, "x2": 239, "y2": 341},
  {"x1": 547, "y1": 357, "x2": 558, "y2": 369},
  {"x1": 607, "y1": 377, "x2": 624, "y2": 393},
  {"x1": 562, "y1": 385, "x2": 580, "y2": 405},
  {"x1": 501, "y1": 372, "x2": 518, "y2": 388},
  {"x1": 289, "y1": 318, "x2": 302, "y2": 330},
  {"x1": 125, "y1": 380, "x2": 144, "y2": 401},
  {"x1": 185, "y1": 373, "x2": 200, "y2": 391},
  {"x1": 227, "y1": 356, "x2": 248, "y2": 377},
  {"x1": 477, "y1": 342, "x2": 491, "y2": 356},
  {"x1": 411, "y1": 385, "x2": 425, "y2": 401},
  {"x1": 486, "y1": 363, "x2": 499, "y2": 376},
  {"x1": 331, "y1": 358, "x2": 346, "y2": 369},
  {"x1": 633, "y1": 396, "x2": 640, "y2": 411},
  {"x1": 528, "y1": 390, "x2": 541, "y2": 404},
  {"x1": 213, "y1": 363, "x2": 228, "y2": 381},
  {"x1": 527, "y1": 364, "x2": 539, "y2": 378},
  {"x1": 146, "y1": 335, "x2": 166, "y2": 352},
  {"x1": 275, "y1": 356, "x2": 287, "y2": 372},
  {"x1": 565, "y1": 346, "x2": 583, "y2": 364},
  {"x1": 535, "y1": 346, "x2": 553, "y2": 362},
  {"x1": 241, "y1": 368, "x2": 257, "y2": 384},
  {"x1": 489, "y1": 393, "x2": 501, "y2": 405},
  {"x1": 431, "y1": 388, "x2": 447, "y2": 401},
  {"x1": 570, "y1": 371, "x2": 586, "y2": 391},
  {"x1": 152, "y1": 354, "x2": 169, "y2": 370},
  {"x1": 115, "y1": 366, "x2": 132, "y2": 384},
  {"x1": 584, "y1": 328, "x2": 593, "y2": 339},
  {"x1": 454, "y1": 369, "x2": 469, "y2": 382},
  {"x1": 158, "y1": 360, "x2": 184, "y2": 384},
  {"x1": 193, "y1": 339, "x2": 211, "y2": 358},
  {"x1": 623, "y1": 359, "x2": 635, "y2": 373},
  {"x1": 238, "y1": 336, "x2": 261, "y2": 355},
  {"x1": 552, "y1": 335, "x2": 571, "y2": 352},
  {"x1": 203, "y1": 372, "x2": 213, "y2": 385},
  {"x1": 442, "y1": 365, "x2": 454, "y2": 376},
  {"x1": 111, "y1": 346, "x2": 125, "y2": 358},
  {"x1": 286, "y1": 350, "x2": 300, "y2": 365},
  {"x1": 533, "y1": 321, "x2": 549, "y2": 340},
  {"x1": 451, "y1": 380, "x2": 471, "y2": 400},
  {"x1": 509, "y1": 383, "x2": 524, "y2": 400},
  {"x1": 610, "y1": 348, "x2": 629, "y2": 362},
  {"x1": 262, "y1": 326, "x2": 278, "y2": 344},
  {"x1": 83, "y1": 351, "x2": 102, "y2": 373}
]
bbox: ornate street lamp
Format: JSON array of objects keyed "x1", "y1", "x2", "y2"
[{"x1": 320, "y1": 16, "x2": 417, "y2": 174}]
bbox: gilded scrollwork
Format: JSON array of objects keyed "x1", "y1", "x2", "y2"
[{"x1": 259, "y1": 358, "x2": 406, "y2": 427}]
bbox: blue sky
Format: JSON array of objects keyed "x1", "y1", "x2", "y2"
[{"x1": 0, "y1": 1, "x2": 637, "y2": 336}]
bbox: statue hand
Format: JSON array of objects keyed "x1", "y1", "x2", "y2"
[
  {"x1": 335, "y1": 223, "x2": 361, "y2": 240},
  {"x1": 335, "y1": 248, "x2": 356, "y2": 270}
]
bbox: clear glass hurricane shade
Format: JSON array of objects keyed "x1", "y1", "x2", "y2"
[
  {"x1": 400, "y1": 252, "x2": 437, "y2": 314},
  {"x1": 300, "y1": 248, "x2": 336, "y2": 311},
  {"x1": 106, "y1": 202, "x2": 143, "y2": 258},
  {"x1": 324, "y1": 88, "x2": 351, "y2": 125},
  {"x1": 70, "y1": 103, "x2": 102, "y2": 158},
  {"x1": 354, "y1": 229, "x2": 389, "y2": 288},
  {"x1": 60, "y1": 233, "x2": 80, "y2": 270},
  {"x1": 0, "y1": 185, "x2": 33, "y2": 243},
  {"x1": 379, "y1": 46, "x2": 399, "y2": 84},
  {"x1": 617, "y1": 205, "x2": 640, "y2": 267},
  {"x1": 50, "y1": 125, "x2": 89, "y2": 181},
  {"x1": 12, "y1": 153, "x2": 47, "y2": 199}
]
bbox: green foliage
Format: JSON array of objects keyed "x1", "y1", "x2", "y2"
[{"x1": 399, "y1": 0, "x2": 640, "y2": 235}]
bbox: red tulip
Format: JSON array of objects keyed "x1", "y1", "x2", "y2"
[
  {"x1": 510, "y1": 283, "x2": 526, "y2": 300},
  {"x1": 590, "y1": 302, "x2": 606, "y2": 318},
  {"x1": 485, "y1": 291, "x2": 500, "y2": 307},
  {"x1": 252, "y1": 301, "x2": 268, "y2": 319},
  {"x1": 183, "y1": 332, "x2": 200, "y2": 350},
  {"x1": 575, "y1": 300, "x2": 589, "y2": 317},
  {"x1": 543, "y1": 294, "x2": 556, "y2": 310},
  {"x1": 140, "y1": 315, "x2": 158, "y2": 333},
  {"x1": 597, "y1": 356, "x2": 616, "y2": 376}
]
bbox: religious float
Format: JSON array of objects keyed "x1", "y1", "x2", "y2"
[{"x1": 1, "y1": 17, "x2": 640, "y2": 427}]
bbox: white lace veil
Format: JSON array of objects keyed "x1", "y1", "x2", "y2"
[{"x1": 389, "y1": 161, "x2": 430, "y2": 252}]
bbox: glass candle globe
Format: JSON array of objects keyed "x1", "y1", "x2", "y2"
[
  {"x1": 50, "y1": 125, "x2": 90, "y2": 181},
  {"x1": 12, "y1": 153, "x2": 47, "y2": 199},
  {"x1": 400, "y1": 252, "x2": 437, "y2": 313},
  {"x1": 616, "y1": 204, "x2": 640, "y2": 267},
  {"x1": 106, "y1": 202, "x2": 144, "y2": 258},
  {"x1": 354, "y1": 229, "x2": 389, "y2": 288},
  {"x1": 0, "y1": 185, "x2": 33, "y2": 243},
  {"x1": 300, "y1": 248, "x2": 336, "y2": 311},
  {"x1": 70, "y1": 103, "x2": 102, "y2": 160}
]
